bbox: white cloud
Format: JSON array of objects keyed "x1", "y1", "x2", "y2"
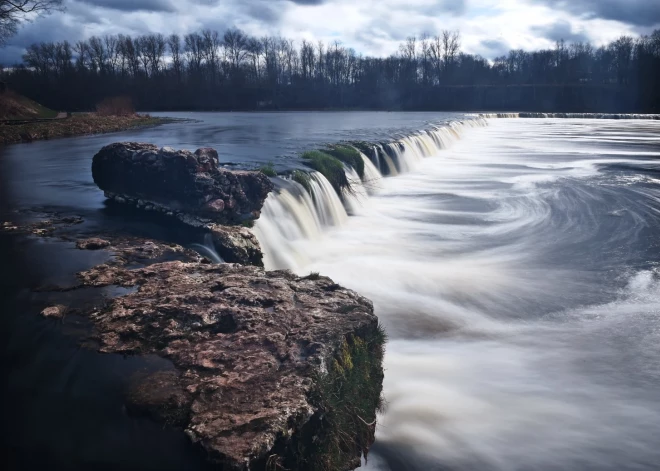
[{"x1": 0, "y1": 0, "x2": 658, "y2": 65}]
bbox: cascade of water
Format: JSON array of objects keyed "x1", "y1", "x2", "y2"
[
  {"x1": 361, "y1": 154, "x2": 383, "y2": 194},
  {"x1": 190, "y1": 233, "x2": 224, "y2": 264},
  {"x1": 254, "y1": 117, "x2": 490, "y2": 271},
  {"x1": 253, "y1": 171, "x2": 349, "y2": 270},
  {"x1": 343, "y1": 166, "x2": 370, "y2": 216},
  {"x1": 475, "y1": 112, "x2": 660, "y2": 120}
]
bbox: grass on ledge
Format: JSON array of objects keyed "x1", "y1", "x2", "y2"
[
  {"x1": 325, "y1": 144, "x2": 365, "y2": 179},
  {"x1": 301, "y1": 150, "x2": 351, "y2": 196},
  {"x1": 291, "y1": 170, "x2": 313, "y2": 195},
  {"x1": 259, "y1": 162, "x2": 278, "y2": 177}
]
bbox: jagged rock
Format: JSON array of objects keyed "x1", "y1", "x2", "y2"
[
  {"x1": 76, "y1": 238, "x2": 111, "y2": 250},
  {"x1": 209, "y1": 224, "x2": 264, "y2": 266},
  {"x1": 92, "y1": 143, "x2": 274, "y2": 227},
  {"x1": 77, "y1": 261, "x2": 385, "y2": 471}
]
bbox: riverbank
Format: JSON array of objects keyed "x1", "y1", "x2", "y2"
[{"x1": 0, "y1": 114, "x2": 170, "y2": 145}]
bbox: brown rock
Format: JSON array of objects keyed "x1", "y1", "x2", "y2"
[
  {"x1": 92, "y1": 143, "x2": 273, "y2": 226},
  {"x1": 77, "y1": 261, "x2": 385, "y2": 470},
  {"x1": 209, "y1": 225, "x2": 263, "y2": 266},
  {"x1": 206, "y1": 199, "x2": 225, "y2": 213},
  {"x1": 76, "y1": 238, "x2": 111, "y2": 250},
  {"x1": 41, "y1": 305, "x2": 66, "y2": 319}
]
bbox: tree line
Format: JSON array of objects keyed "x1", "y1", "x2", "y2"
[{"x1": 2, "y1": 27, "x2": 659, "y2": 113}]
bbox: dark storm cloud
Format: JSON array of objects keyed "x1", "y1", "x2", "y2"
[
  {"x1": 480, "y1": 39, "x2": 510, "y2": 57},
  {"x1": 531, "y1": 20, "x2": 589, "y2": 43},
  {"x1": 535, "y1": 0, "x2": 660, "y2": 27},
  {"x1": 75, "y1": 0, "x2": 176, "y2": 12}
]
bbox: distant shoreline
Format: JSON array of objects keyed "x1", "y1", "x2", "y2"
[{"x1": 0, "y1": 114, "x2": 172, "y2": 145}]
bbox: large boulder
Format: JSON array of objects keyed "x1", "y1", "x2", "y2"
[
  {"x1": 78, "y1": 260, "x2": 386, "y2": 471},
  {"x1": 92, "y1": 143, "x2": 274, "y2": 226}
]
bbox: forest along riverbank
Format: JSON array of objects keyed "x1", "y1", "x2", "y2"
[{"x1": 252, "y1": 116, "x2": 660, "y2": 471}]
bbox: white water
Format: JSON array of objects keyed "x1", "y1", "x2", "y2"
[{"x1": 254, "y1": 117, "x2": 660, "y2": 470}]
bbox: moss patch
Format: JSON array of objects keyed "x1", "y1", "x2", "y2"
[
  {"x1": 288, "y1": 324, "x2": 386, "y2": 471},
  {"x1": 259, "y1": 162, "x2": 278, "y2": 177},
  {"x1": 301, "y1": 150, "x2": 351, "y2": 196},
  {"x1": 349, "y1": 141, "x2": 374, "y2": 157},
  {"x1": 291, "y1": 169, "x2": 313, "y2": 195},
  {"x1": 325, "y1": 144, "x2": 365, "y2": 180}
]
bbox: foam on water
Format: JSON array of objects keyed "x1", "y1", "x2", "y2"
[{"x1": 254, "y1": 117, "x2": 660, "y2": 470}]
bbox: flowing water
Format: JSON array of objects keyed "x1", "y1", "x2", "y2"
[
  {"x1": 1, "y1": 112, "x2": 659, "y2": 470},
  {"x1": 254, "y1": 118, "x2": 660, "y2": 471}
]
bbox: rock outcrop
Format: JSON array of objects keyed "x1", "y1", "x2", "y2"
[
  {"x1": 77, "y1": 260, "x2": 385, "y2": 471},
  {"x1": 92, "y1": 143, "x2": 274, "y2": 226}
]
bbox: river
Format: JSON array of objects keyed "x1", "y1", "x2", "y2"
[{"x1": 1, "y1": 113, "x2": 659, "y2": 470}]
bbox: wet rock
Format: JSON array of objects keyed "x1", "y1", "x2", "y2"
[
  {"x1": 77, "y1": 261, "x2": 385, "y2": 471},
  {"x1": 0, "y1": 214, "x2": 84, "y2": 237},
  {"x1": 41, "y1": 305, "x2": 66, "y2": 319},
  {"x1": 92, "y1": 143, "x2": 273, "y2": 227},
  {"x1": 209, "y1": 224, "x2": 263, "y2": 266},
  {"x1": 76, "y1": 238, "x2": 111, "y2": 250}
]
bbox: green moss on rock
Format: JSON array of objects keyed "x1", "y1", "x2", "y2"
[
  {"x1": 301, "y1": 150, "x2": 351, "y2": 196},
  {"x1": 284, "y1": 324, "x2": 387, "y2": 471},
  {"x1": 292, "y1": 169, "x2": 314, "y2": 196},
  {"x1": 325, "y1": 144, "x2": 365, "y2": 180}
]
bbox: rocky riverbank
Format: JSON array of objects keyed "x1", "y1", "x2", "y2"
[
  {"x1": 0, "y1": 114, "x2": 169, "y2": 145},
  {"x1": 2, "y1": 142, "x2": 386, "y2": 470}
]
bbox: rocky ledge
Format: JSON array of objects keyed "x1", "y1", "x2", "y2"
[
  {"x1": 93, "y1": 143, "x2": 273, "y2": 226},
  {"x1": 77, "y1": 256, "x2": 385, "y2": 471},
  {"x1": 92, "y1": 143, "x2": 273, "y2": 266}
]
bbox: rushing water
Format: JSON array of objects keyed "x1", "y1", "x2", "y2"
[
  {"x1": 1, "y1": 112, "x2": 659, "y2": 470},
  {"x1": 254, "y1": 118, "x2": 660, "y2": 471}
]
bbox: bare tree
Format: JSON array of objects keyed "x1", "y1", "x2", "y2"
[
  {"x1": 223, "y1": 28, "x2": 248, "y2": 70},
  {"x1": 246, "y1": 36, "x2": 263, "y2": 81},
  {"x1": 0, "y1": 0, "x2": 63, "y2": 44},
  {"x1": 142, "y1": 33, "x2": 166, "y2": 76},
  {"x1": 168, "y1": 34, "x2": 182, "y2": 81},
  {"x1": 104, "y1": 35, "x2": 119, "y2": 74},
  {"x1": 88, "y1": 36, "x2": 106, "y2": 73},
  {"x1": 441, "y1": 30, "x2": 460, "y2": 77}
]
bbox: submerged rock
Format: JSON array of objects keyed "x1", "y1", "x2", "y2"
[
  {"x1": 92, "y1": 143, "x2": 274, "y2": 227},
  {"x1": 77, "y1": 260, "x2": 385, "y2": 471},
  {"x1": 41, "y1": 305, "x2": 67, "y2": 319}
]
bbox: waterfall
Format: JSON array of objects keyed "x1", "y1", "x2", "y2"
[
  {"x1": 361, "y1": 154, "x2": 383, "y2": 195},
  {"x1": 252, "y1": 172, "x2": 349, "y2": 270},
  {"x1": 475, "y1": 112, "x2": 660, "y2": 120},
  {"x1": 191, "y1": 233, "x2": 224, "y2": 264},
  {"x1": 253, "y1": 111, "x2": 658, "y2": 271},
  {"x1": 254, "y1": 117, "x2": 490, "y2": 271}
]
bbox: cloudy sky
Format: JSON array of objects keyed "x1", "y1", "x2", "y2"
[{"x1": 1, "y1": 0, "x2": 659, "y2": 65}]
